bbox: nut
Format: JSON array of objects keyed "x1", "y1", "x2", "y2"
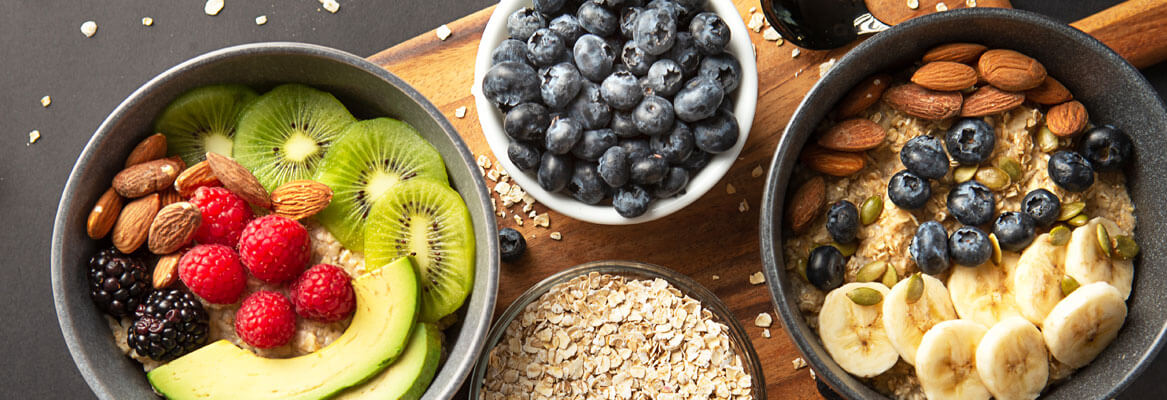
[
  {"x1": 124, "y1": 133, "x2": 167, "y2": 167},
  {"x1": 817, "y1": 118, "x2": 887, "y2": 151},
  {"x1": 881, "y1": 83, "x2": 963, "y2": 120},
  {"x1": 1046, "y1": 100, "x2": 1088, "y2": 137},
  {"x1": 1057, "y1": 201, "x2": 1086, "y2": 221},
  {"x1": 175, "y1": 160, "x2": 221, "y2": 197},
  {"x1": 1060, "y1": 275, "x2": 1080, "y2": 297},
  {"x1": 911, "y1": 61, "x2": 978, "y2": 91},
  {"x1": 977, "y1": 49, "x2": 1047, "y2": 91},
  {"x1": 922, "y1": 42, "x2": 988, "y2": 64},
  {"x1": 1049, "y1": 225, "x2": 1071, "y2": 246},
  {"x1": 86, "y1": 187, "x2": 124, "y2": 239},
  {"x1": 270, "y1": 180, "x2": 334, "y2": 220},
  {"x1": 856, "y1": 261, "x2": 888, "y2": 283},
  {"x1": 847, "y1": 287, "x2": 883, "y2": 306},
  {"x1": 860, "y1": 195, "x2": 883, "y2": 225},
  {"x1": 800, "y1": 145, "x2": 866, "y2": 176},
  {"x1": 153, "y1": 253, "x2": 182, "y2": 289},
  {"x1": 148, "y1": 202, "x2": 202, "y2": 254},
  {"x1": 205, "y1": 152, "x2": 271, "y2": 209},
  {"x1": 159, "y1": 189, "x2": 183, "y2": 207},
  {"x1": 905, "y1": 273, "x2": 924, "y2": 303},
  {"x1": 835, "y1": 73, "x2": 892, "y2": 118},
  {"x1": 112, "y1": 193, "x2": 161, "y2": 254},
  {"x1": 112, "y1": 158, "x2": 183, "y2": 198},
  {"x1": 960, "y1": 85, "x2": 1024, "y2": 117},
  {"x1": 1024, "y1": 76, "x2": 1073, "y2": 105},
  {"x1": 787, "y1": 176, "x2": 825, "y2": 233}
]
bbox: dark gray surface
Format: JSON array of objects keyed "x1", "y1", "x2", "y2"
[{"x1": 0, "y1": 0, "x2": 1163, "y2": 398}]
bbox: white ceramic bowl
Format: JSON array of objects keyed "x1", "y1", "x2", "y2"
[{"x1": 473, "y1": 0, "x2": 758, "y2": 225}]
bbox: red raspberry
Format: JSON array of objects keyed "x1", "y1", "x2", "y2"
[
  {"x1": 290, "y1": 264, "x2": 356, "y2": 322},
  {"x1": 178, "y1": 244, "x2": 247, "y2": 304},
  {"x1": 238, "y1": 215, "x2": 310, "y2": 284},
  {"x1": 234, "y1": 291, "x2": 296, "y2": 349},
  {"x1": 189, "y1": 186, "x2": 253, "y2": 248}
]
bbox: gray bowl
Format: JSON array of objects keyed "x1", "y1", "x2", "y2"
[
  {"x1": 759, "y1": 8, "x2": 1167, "y2": 400},
  {"x1": 50, "y1": 42, "x2": 499, "y2": 399}
]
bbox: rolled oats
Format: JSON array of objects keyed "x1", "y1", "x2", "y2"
[
  {"x1": 455, "y1": 106, "x2": 468, "y2": 118},
  {"x1": 40, "y1": 96, "x2": 51, "y2": 107},
  {"x1": 27, "y1": 130, "x2": 41, "y2": 145},
  {"x1": 726, "y1": 183, "x2": 736, "y2": 194},
  {"x1": 550, "y1": 232, "x2": 562, "y2": 241},
  {"x1": 254, "y1": 15, "x2": 267, "y2": 25},
  {"x1": 204, "y1": 0, "x2": 224, "y2": 16},
  {"x1": 754, "y1": 312, "x2": 772, "y2": 328},
  {"x1": 749, "y1": 271, "x2": 765, "y2": 285},
  {"x1": 141, "y1": 17, "x2": 154, "y2": 26},
  {"x1": 80, "y1": 21, "x2": 97, "y2": 37},
  {"x1": 436, "y1": 24, "x2": 452, "y2": 41}
]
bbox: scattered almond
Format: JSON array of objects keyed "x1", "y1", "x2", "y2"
[
  {"x1": 205, "y1": 152, "x2": 271, "y2": 209},
  {"x1": 911, "y1": 61, "x2": 977, "y2": 91},
  {"x1": 749, "y1": 271, "x2": 765, "y2": 285},
  {"x1": 174, "y1": 160, "x2": 221, "y2": 197},
  {"x1": 148, "y1": 202, "x2": 201, "y2": 254},
  {"x1": 977, "y1": 49, "x2": 1046, "y2": 91},
  {"x1": 124, "y1": 133, "x2": 167, "y2": 167},
  {"x1": 835, "y1": 73, "x2": 892, "y2": 118},
  {"x1": 270, "y1": 180, "x2": 333, "y2": 220},
  {"x1": 881, "y1": 83, "x2": 963, "y2": 120},
  {"x1": 960, "y1": 85, "x2": 1024, "y2": 117},
  {"x1": 86, "y1": 187, "x2": 124, "y2": 240},
  {"x1": 922, "y1": 42, "x2": 987, "y2": 64},
  {"x1": 800, "y1": 145, "x2": 866, "y2": 177},
  {"x1": 1024, "y1": 76, "x2": 1073, "y2": 105},
  {"x1": 817, "y1": 118, "x2": 886, "y2": 152},
  {"x1": 787, "y1": 176, "x2": 825, "y2": 233},
  {"x1": 1046, "y1": 100, "x2": 1088, "y2": 137},
  {"x1": 112, "y1": 158, "x2": 183, "y2": 198},
  {"x1": 112, "y1": 193, "x2": 161, "y2": 254},
  {"x1": 153, "y1": 253, "x2": 182, "y2": 289}
]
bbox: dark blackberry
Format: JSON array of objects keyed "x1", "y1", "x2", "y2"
[
  {"x1": 87, "y1": 247, "x2": 151, "y2": 318},
  {"x1": 128, "y1": 289, "x2": 209, "y2": 362}
]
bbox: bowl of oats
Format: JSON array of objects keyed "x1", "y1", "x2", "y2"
[{"x1": 471, "y1": 260, "x2": 764, "y2": 399}]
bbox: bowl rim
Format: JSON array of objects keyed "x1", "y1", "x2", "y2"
[
  {"x1": 758, "y1": 8, "x2": 1167, "y2": 400},
  {"x1": 472, "y1": 0, "x2": 758, "y2": 225},
  {"x1": 50, "y1": 41, "x2": 499, "y2": 400}
]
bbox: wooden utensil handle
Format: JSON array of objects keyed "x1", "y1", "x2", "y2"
[{"x1": 1071, "y1": 0, "x2": 1167, "y2": 69}]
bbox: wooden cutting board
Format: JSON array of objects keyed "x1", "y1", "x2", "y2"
[{"x1": 367, "y1": 0, "x2": 1167, "y2": 398}]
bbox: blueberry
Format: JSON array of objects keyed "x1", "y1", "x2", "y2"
[
  {"x1": 611, "y1": 111, "x2": 639, "y2": 138},
  {"x1": 491, "y1": 39, "x2": 529, "y2": 65},
  {"x1": 544, "y1": 117, "x2": 583, "y2": 154},
  {"x1": 1078, "y1": 125, "x2": 1133, "y2": 172},
  {"x1": 633, "y1": 8, "x2": 677, "y2": 56},
  {"x1": 499, "y1": 228, "x2": 527, "y2": 262},
  {"x1": 949, "y1": 226, "x2": 991, "y2": 266},
  {"x1": 526, "y1": 29, "x2": 567, "y2": 67},
  {"x1": 620, "y1": 41, "x2": 657, "y2": 76},
  {"x1": 614, "y1": 184, "x2": 652, "y2": 217},
  {"x1": 887, "y1": 170, "x2": 931, "y2": 210},
  {"x1": 945, "y1": 118, "x2": 996, "y2": 165},
  {"x1": 993, "y1": 212, "x2": 1036, "y2": 252},
  {"x1": 507, "y1": 141, "x2": 542, "y2": 172},
  {"x1": 910, "y1": 221, "x2": 950, "y2": 275},
  {"x1": 678, "y1": 149, "x2": 711, "y2": 171},
  {"x1": 652, "y1": 167, "x2": 689, "y2": 198},
  {"x1": 697, "y1": 54, "x2": 741, "y2": 93},
  {"x1": 568, "y1": 163, "x2": 607, "y2": 204},
  {"x1": 577, "y1": 2, "x2": 618, "y2": 36},
  {"x1": 633, "y1": 95, "x2": 675, "y2": 136},
  {"x1": 692, "y1": 108, "x2": 738, "y2": 153},
  {"x1": 674, "y1": 77, "x2": 724, "y2": 122},
  {"x1": 1021, "y1": 188, "x2": 1061, "y2": 227},
  {"x1": 668, "y1": 32, "x2": 701, "y2": 76},
  {"x1": 640, "y1": 59, "x2": 685, "y2": 97},
  {"x1": 537, "y1": 152, "x2": 574, "y2": 192},
  {"x1": 506, "y1": 8, "x2": 546, "y2": 42},
  {"x1": 900, "y1": 135, "x2": 949, "y2": 180},
  {"x1": 533, "y1": 0, "x2": 565, "y2": 15},
  {"x1": 947, "y1": 181, "x2": 995, "y2": 225},
  {"x1": 619, "y1": 7, "x2": 643, "y2": 38},
  {"x1": 646, "y1": 0, "x2": 690, "y2": 21},
  {"x1": 503, "y1": 103, "x2": 550, "y2": 141},
  {"x1": 689, "y1": 12, "x2": 730, "y2": 55},
  {"x1": 826, "y1": 200, "x2": 860, "y2": 244},
  {"x1": 539, "y1": 62, "x2": 583, "y2": 109},
  {"x1": 567, "y1": 81, "x2": 612, "y2": 129},
  {"x1": 592, "y1": 0, "x2": 625, "y2": 9},
  {"x1": 1048, "y1": 150, "x2": 1095, "y2": 192},
  {"x1": 600, "y1": 71, "x2": 643, "y2": 110},
  {"x1": 620, "y1": 138, "x2": 652, "y2": 160},
  {"x1": 631, "y1": 154, "x2": 669, "y2": 185},
  {"x1": 571, "y1": 129, "x2": 618, "y2": 161},
  {"x1": 548, "y1": 14, "x2": 584, "y2": 46},
  {"x1": 650, "y1": 122, "x2": 694, "y2": 163},
  {"x1": 483, "y1": 61, "x2": 540, "y2": 108},
  {"x1": 598, "y1": 146, "x2": 631, "y2": 187},
  {"x1": 573, "y1": 34, "x2": 616, "y2": 82},
  {"x1": 807, "y1": 245, "x2": 845, "y2": 291}
]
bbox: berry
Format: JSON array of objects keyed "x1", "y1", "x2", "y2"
[
  {"x1": 600, "y1": 70, "x2": 643, "y2": 110},
  {"x1": 545, "y1": 117, "x2": 583, "y2": 154},
  {"x1": 613, "y1": 184, "x2": 653, "y2": 218},
  {"x1": 533, "y1": 0, "x2": 565, "y2": 16},
  {"x1": 499, "y1": 228, "x2": 527, "y2": 262},
  {"x1": 538, "y1": 152, "x2": 574, "y2": 192},
  {"x1": 619, "y1": 138, "x2": 652, "y2": 161},
  {"x1": 674, "y1": 77, "x2": 724, "y2": 122},
  {"x1": 1022, "y1": 188, "x2": 1061, "y2": 227},
  {"x1": 526, "y1": 28, "x2": 567, "y2": 67},
  {"x1": 947, "y1": 181, "x2": 995, "y2": 226},
  {"x1": 611, "y1": 110, "x2": 640, "y2": 138},
  {"x1": 483, "y1": 61, "x2": 540, "y2": 108},
  {"x1": 826, "y1": 200, "x2": 860, "y2": 244},
  {"x1": 631, "y1": 154, "x2": 669, "y2": 185},
  {"x1": 679, "y1": 149, "x2": 712, "y2": 171},
  {"x1": 577, "y1": 2, "x2": 618, "y2": 36},
  {"x1": 491, "y1": 39, "x2": 528, "y2": 66},
  {"x1": 910, "y1": 221, "x2": 950, "y2": 275},
  {"x1": 87, "y1": 247, "x2": 151, "y2": 318},
  {"x1": 620, "y1": 41, "x2": 656, "y2": 76},
  {"x1": 993, "y1": 212, "x2": 1037, "y2": 252},
  {"x1": 128, "y1": 289, "x2": 209, "y2": 361},
  {"x1": 238, "y1": 215, "x2": 311, "y2": 284},
  {"x1": 807, "y1": 245, "x2": 845, "y2": 291},
  {"x1": 567, "y1": 81, "x2": 612, "y2": 129},
  {"x1": 506, "y1": 7, "x2": 546, "y2": 42},
  {"x1": 572, "y1": 34, "x2": 616, "y2": 82},
  {"x1": 1078, "y1": 125, "x2": 1132, "y2": 172},
  {"x1": 640, "y1": 59, "x2": 685, "y2": 97},
  {"x1": 887, "y1": 170, "x2": 931, "y2": 210},
  {"x1": 508, "y1": 140, "x2": 542, "y2": 172},
  {"x1": 652, "y1": 167, "x2": 690, "y2": 198},
  {"x1": 549, "y1": 14, "x2": 584, "y2": 46},
  {"x1": 234, "y1": 291, "x2": 296, "y2": 349},
  {"x1": 598, "y1": 146, "x2": 631, "y2": 188},
  {"x1": 290, "y1": 264, "x2": 356, "y2": 323},
  {"x1": 190, "y1": 186, "x2": 253, "y2": 248},
  {"x1": 632, "y1": 95, "x2": 675, "y2": 136},
  {"x1": 945, "y1": 118, "x2": 996, "y2": 165},
  {"x1": 633, "y1": 7, "x2": 677, "y2": 56},
  {"x1": 1048, "y1": 150, "x2": 1095, "y2": 192},
  {"x1": 619, "y1": 7, "x2": 643, "y2": 38},
  {"x1": 949, "y1": 226, "x2": 991, "y2": 266},
  {"x1": 503, "y1": 103, "x2": 550, "y2": 141},
  {"x1": 900, "y1": 135, "x2": 949, "y2": 180},
  {"x1": 689, "y1": 12, "x2": 730, "y2": 55},
  {"x1": 697, "y1": 54, "x2": 741, "y2": 93},
  {"x1": 571, "y1": 128, "x2": 618, "y2": 161},
  {"x1": 650, "y1": 121, "x2": 694, "y2": 163},
  {"x1": 540, "y1": 62, "x2": 584, "y2": 109},
  {"x1": 692, "y1": 107, "x2": 738, "y2": 153},
  {"x1": 669, "y1": 32, "x2": 701, "y2": 75},
  {"x1": 179, "y1": 244, "x2": 247, "y2": 304},
  {"x1": 568, "y1": 163, "x2": 606, "y2": 204}
]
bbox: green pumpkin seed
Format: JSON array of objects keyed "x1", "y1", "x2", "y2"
[
  {"x1": 831, "y1": 241, "x2": 859, "y2": 257},
  {"x1": 847, "y1": 287, "x2": 884, "y2": 306},
  {"x1": 856, "y1": 261, "x2": 888, "y2": 283},
  {"x1": 1038, "y1": 126, "x2": 1059, "y2": 152},
  {"x1": 1049, "y1": 225, "x2": 1071, "y2": 246},
  {"x1": 905, "y1": 273, "x2": 924, "y2": 304},
  {"x1": 997, "y1": 157, "x2": 1023, "y2": 183},
  {"x1": 989, "y1": 233, "x2": 1003, "y2": 265},
  {"x1": 954, "y1": 166, "x2": 978, "y2": 183},
  {"x1": 882, "y1": 264, "x2": 899, "y2": 288},
  {"x1": 1058, "y1": 201, "x2": 1085, "y2": 221},
  {"x1": 861, "y1": 195, "x2": 884, "y2": 225},
  {"x1": 796, "y1": 258, "x2": 808, "y2": 281},
  {"x1": 1061, "y1": 275, "x2": 1080, "y2": 297},
  {"x1": 1068, "y1": 213, "x2": 1089, "y2": 227},
  {"x1": 1115, "y1": 235, "x2": 1140, "y2": 260},
  {"x1": 976, "y1": 167, "x2": 1011, "y2": 191},
  {"x1": 1096, "y1": 223, "x2": 1112, "y2": 257}
]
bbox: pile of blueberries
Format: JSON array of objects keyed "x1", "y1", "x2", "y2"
[{"x1": 482, "y1": 0, "x2": 742, "y2": 218}]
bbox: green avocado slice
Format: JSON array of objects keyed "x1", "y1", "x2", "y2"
[
  {"x1": 146, "y1": 257, "x2": 421, "y2": 400},
  {"x1": 335, "y1": 323, "x2": 442, "y2": 400}
]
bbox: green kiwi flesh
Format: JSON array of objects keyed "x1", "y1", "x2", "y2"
[
  {"x1": 154, "y1": 84, "x2": 258, "y2": 166},
  {"x1": 233, "y1": 84, "x2": 357, "y2": 191},
  {"x1": 315, "y1": 118, "x2": 449, "y2": 252},
  {"x1": 366, "y1": 179, "x2": 474, "y2": 323}
]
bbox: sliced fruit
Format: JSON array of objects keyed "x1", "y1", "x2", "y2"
[
  {"x1": 1011, "y1": 233, "x2": 1066, "y2": 325},
  {"x1": 146, "y1": 257, "x2": 420, "y2": 400},
  {"x1": 315, "y1": 118, "x2": 449, "y2": 252},
  {"x1": 915, "y1": 319, "x2": 991, "y2": 400},
  {"x1": 155, "y1": 84, "x2": 258, "y2": 166},
  {"x1": 336, "y1": 323, "x2": 442, "y2": 400},
  {"x1": 1064, "y1": 217, "x2": 1134, "y2": 299},
  {"x1": 882, "y1": 273, "x2": 958, "y2": 365},
  {"x1": 366, "y1": 179, "x2": 475, "y2": 323},
  {"x1": 1042, "y1": 282, "x2": 1127, "y2": 368},
  {"x1": 818, "y1": 283, "x2": 899, "y2": 377},
  {"x1": 233, "y1": 84, "x2": 357, "y2": 191},
  {"x1": 947, "y1": 254, "x2": 1022, "y2": 328},
  {"x1": 976, "y1": 316, "x2": 1049, "y2": 400}
]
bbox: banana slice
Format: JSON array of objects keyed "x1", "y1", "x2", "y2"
[
  {"x1": 883, "y1": 273, "x2": 958, "y2": 365},
  {"x1": 1042, "y1": 282, "x2": 1128, "y2": 368},
  {"x1": 976, "y1": 317, "x2": 1049, "y2": 400},
  {"x1": 948, "y1": 254, "x2": 1022, "y2": 328},
  {"x1": 818, "y1": 282, "x2": 899, "y2": 377},
  {"x1": 915, "y1": 319, "x2": 991, "y2": 400},
  {"x1": 1011, "y1": 234, "x2": 1066, "y2": 325},
  {"x1": 1064, "y1": 217, "x2": 1134, "y2": 299}
]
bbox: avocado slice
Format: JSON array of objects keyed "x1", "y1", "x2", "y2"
[
  {"x1": 146, "y1": 257, "x2": 421, "y2": 400},
  {"x1": 335, "y1": 323, "x2": 442, "y2": 400}
]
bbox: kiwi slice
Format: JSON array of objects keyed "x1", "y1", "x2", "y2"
[
  {"x1": 232, "y1": 84, "x2": 357, "y2": 191},
  {"x1": 366, "y1": 179, "x2": 475, "y2": 323},
  {"x1": 315, "y1": 118, "x2": 449, "y2": 252},
  {"x1": 154, "y1": 84, "x2": 259, "y2": 166}
]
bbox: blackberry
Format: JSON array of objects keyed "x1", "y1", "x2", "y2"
[
  {"x1": 128, "y1": 289, "x2": 209, "y2": 362},
  {"x1": 87, "y1": 247, "x2": 151, "y2": 318}
]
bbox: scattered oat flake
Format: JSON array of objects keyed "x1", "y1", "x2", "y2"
[
  {"x1": 436, "y1": 24, "x2": 452, "y2": 41},
  {"x1": 27, "y1": 130, "x2": 41, "y2": 145},
  {"x1": 497, "y1": 210, "x2": 506, "y2": 218},
  {"x1": 486, "y1": 169, "x2": 501, "y2": 181},
  {"x1": 762, "y1": 28, "x2": 781, "y2": 42},
  {"x1": 477, "y1": 155, "x2": 492, "y2": 169},
  {"x1": 455, "y1": 106, "x2": 467, "y2": 118},
  {"x1": 80, "y1": 21, "x2": 97, "y2": 37},
  {"x1": 521, "y1": 202, "x2": 533, "y2": 213},
  {"x1": 320, "y1": 0, "x2": 340, "y2": 13},
  {"x1": 747, "y1": 13, "x2": 765, "y2": 32},
  {"x1": 793, "y1": 357, "x2": 807, "y2": 369},
  {"x1": 494, "y1": 181, "x2": 511, "y2": 195},
  {"x1": 966, "y1": 0, "x2": 977, "y2": 6},
  {"x1": 522, "y1": 193, "x2": 535, "y2": 205},
  {"x1": 763, "y1": 329, "x2": 771, "y2": 338},
  {"x1": 726, "y1": 183, "x2": 736, "y2": 195},
  {"x1": 739, "y1": 199, "x2": 750, "y2": 213},
  {"x1": 755, "y1": 312, "x2": 773, "y2": 328},
  {"x1": 818, "y1": 58, "x2": 838, "y2": 78},
  {"x1": 751, "y1": 165, "x2": 764, "y2": 177},
  {"x1": 141, "y1": 17, "x2": 154, "y2": 26},
  {"x1": 749, "y1": 272, "x2": 765, "y2": 285},
  {"x1": 791, "y1": 48, "x2": 801, "y2": 58},
  {"x1": 907, "y1": 0, "x2": 919, "y2": 9},
  {"x1": 936, "y1": 2, "x2": 948, "y2": 11},
  {"x1": 748, "y1": 6, "x2": 756, "y2": 13},
  {"x1": 550, "y1": 232, "x2": 562, "y2": 240},
  {"x1": 810, "y1": 368, "x2": 817, "y2": 380},
  {"x1": 533, "y1": 213, "x2": 550, "y2": 228},
  {"x1": 513, "y1": 215, "x2": 524, "y2": 226},
  {"x1": 204, "y1": 0, "x2": 224, "y2": 16},
  {"x1": 528, "y1": 210, "x2": 536, "y2": 219},
  {"x1": 40, "y1": 96, "x2": 51, "y2": 107},
  {"x1": 255, "y1": 15, "x2": 267, "y2": 25},
  {"x1": 712, "y1": 274, "x2": 720, "y2": 280},
  {"x1": 776, "y1": 37, "x2": 785, "y2": 46}
]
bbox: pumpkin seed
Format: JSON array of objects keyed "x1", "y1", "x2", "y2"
[
  {"x1": 1057, "y1": 201, "x2": 1085, "y2": 221},
  {"x1": 831, "y1": 241, "x2": 858, "y2": 257},
  {"x1": 1061, "y1": 275, "x2": 1080, "y2": 297},
  {"x1": 881, "y1": 264, "x2": 899, "y2": 288},
  {"x1": 989, "y1": 233, "x2": 1002, "y2": 265},
  {"x1": 1037, "y1": 125, "x2": 1059, "y2": 152},
  {"x1": 856, "y1": 261, "x2": 888, "y2": 283},
  {"x1": 1068, "y1": 213, "x2": 1089, "y2": 227},
  {"x1": 795, "y1": 258, "x2": 808, "y2": 281},
  {"x1": 847, "y1": 287, "x2": 884, "y2": 306},
  {"x1": 998, "y1": 157, "x2": 1022, "y2": 183},
  {"x1": 1049, "y1": 225, "x2": 1071, "y2": 246},
  {"x1": 976, "y1": 167, "x2": 1010, "y2": 191},
  {"x1": 1114, "y1": 235, "x2": 1140, "y2": 260},
  {"x1": 954, "y1": 165, "x2": 978, "y2": 183},
  {"x1": 905, "y1": 273, "x2": 924, "y2": 304},
  {"x1": 1096, "y1": 223, "x2": 1111, "y2": 257},
  {"x1": 860, "y1": 195, "x2": 883, "y2": 225}
]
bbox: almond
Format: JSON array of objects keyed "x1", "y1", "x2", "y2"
[
  {"x1": 911, "y1": 61, "x2": 978, "y2": 91},
  {"x1": 788, "y1": 177, "x2": 825, "y2": 233},
  {"x1": 835, "y1": 73, "x2": 892, "y2": 118},
  {"x1": 922, "y1": 43, "x2": 988, "y2": 64},
  {"x1": 817, "y1": 118, "x2": 886, "y2": 152},
  {"x1": 205, "y1": 152, "x2": 271, "y2": 209},
  {"x1": 960, "y1": 86, "x2": 1025, "y2": 117},
  {"x1": 153, "y1": 253, "x2": 181, "y2": 289},
  {"x1": 175, "y1": 160, "x2": 221, "y2": 198},
  {"x1": 882, "y1": 84, "x2": 963, "y2": 120},
  {"x1": 800, "y1": 145, "x2": 866, "y2": 177},
  {"x1": 124, "y1": 133, "x2": 168, "y2": 167},
  {"x1": 1025, "y1": 76, "x2": 1073, "y2": 105},
  {"x1": 1046, "y1": 100, "x2": 1088, "y2": 137},
  {"x1": 112, "y1": 193, "x2": 160, "y2": 254},
  {"x1": 159, "y1": 189, "x2": 183, "y2": 207},
  {"x1": 112, "y1": 158, "x2": 182, "y2": 198},
  {"x1": 86, "y1": 187, "x2": 124, "y2": 239},
  {"x1": 148, "y1": 202, "x2": 201, "y2": 254},
  {"x1": 271, "y1": 180, "x2": 333, "y2": 220},
  {"x1": 977, "y1": 49, "x2": 1047, "y2": 91}
]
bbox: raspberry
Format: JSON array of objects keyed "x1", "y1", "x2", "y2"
[
  {"x1": 290, "y1": 264, "x2": 356, "y2": 322},
  {"x1": 238, "y1": 215, "x2": 310, "y2": 284},
  {"x1": 234, "y1": 291, "x2": 296, "y2": 349},
  {"x1": 178, "y1": 244, "x2": 247, "y2": 304},
  {"x1": 190, "y1": 186, "x2": 253, "y2": 248}
]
